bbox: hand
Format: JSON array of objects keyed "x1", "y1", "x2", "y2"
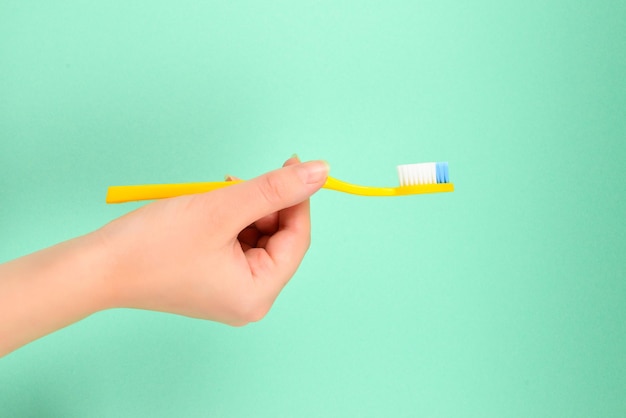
[
  {"x1": 0, "y1": 157, "x2": 329, "y2": 356},
  {"x1": 97, "y1": 156, "x2": 329, "y2": 325}
]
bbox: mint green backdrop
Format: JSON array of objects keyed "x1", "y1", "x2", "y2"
[{"x1": 1, "y1": 1, "x2": 625, "y2": 416}]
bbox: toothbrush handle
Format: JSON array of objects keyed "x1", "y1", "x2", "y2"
[{"x1": 106, "y1": 181, "x2": 239, "y2": 203}]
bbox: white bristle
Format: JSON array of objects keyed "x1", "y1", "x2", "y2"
[
  {"x1": 397, "y1": 162, "x2": 438, "y2": 186},
  {"x1": 427, "y1": 162, "x2": 436, "y2": 183}
]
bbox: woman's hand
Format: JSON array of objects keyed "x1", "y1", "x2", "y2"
[
  {"x1": 0, "y1": 157, "x2": 329, "y2": 356},
  {"x1": 98, "y1": 156, "x2": 329, "y2": 324}
]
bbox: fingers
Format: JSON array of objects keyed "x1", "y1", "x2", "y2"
[
  {"x1": 217, "y1": 159, "x2": 329, "y2": 234},
  {"x1": 219, "y1": 156, "x2": 326, "y2": 322},
  {"x1": 252, "y1": 156, "x2": 314, "y2": 295},
  {"x1": 252, "y1": 155, "x2": 301, "y2": 234},
  {"x1": 230, "y1": 156, "x2": 304, "y2": 250},
  {"x1": 262, "y1": 200, "x2": 311, "y2": 286},
  {"x1": 267, "y1": 156, "x2": 312, "y2": 261},
  {"x1": 225, "y1": 176, "x2": 279, "y2": 236}
]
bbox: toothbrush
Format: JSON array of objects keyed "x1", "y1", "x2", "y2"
[{"x1": 105, "y1": 162, "x2": 453, "y2": 203}]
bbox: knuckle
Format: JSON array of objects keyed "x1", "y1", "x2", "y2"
[
  {"x1": 229, "y1": 318, "x2": 251, "y2": 327},
  {"x1": 248, "y1": 303, "x2": 271, "y2": 322},
  {"x1": 235, "y1": 293, "x2": 272, "y2": 323}
]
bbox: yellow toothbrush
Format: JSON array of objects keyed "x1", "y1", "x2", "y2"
[{"x1": 106, "y1": 162, "x2": 453, "y2": 203}]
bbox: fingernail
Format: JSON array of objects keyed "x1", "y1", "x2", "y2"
[
  {"x1": 297, "y1": 160, "x2": 330, "y2": 184},
  {"x1": 291, "y1": 153, "x2": 300, "y2": 162},
  {"x1": 224, "y1": 174, "x2": 233, "y2": 181}
]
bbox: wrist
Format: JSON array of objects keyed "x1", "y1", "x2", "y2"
[
  {"x1": 0, "y1": 232, "x2": 116, "y2": 356},
  {"x1": 76, "y1": 230, "x2": 120, "y2": 313},
  {"x1": 35, "y1": 233, "x2": 115, "y2": 317}
]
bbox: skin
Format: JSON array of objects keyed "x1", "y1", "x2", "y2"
[{"x1": 0, "y1": 157, "x2": 329, "y2": 357}]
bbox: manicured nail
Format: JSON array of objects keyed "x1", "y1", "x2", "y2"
[{"x1": 297, "y1": 160, "x2": 330, "y2": 184}]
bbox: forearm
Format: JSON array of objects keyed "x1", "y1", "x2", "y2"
[{"x1": 0, "y1": 234, "x2": 111, "y2": 357}]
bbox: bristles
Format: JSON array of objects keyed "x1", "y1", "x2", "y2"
[{"x1": 397, "y1": 162, "x2": 449, "y2": 186}]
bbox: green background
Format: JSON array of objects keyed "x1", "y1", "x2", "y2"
[{"x1": 1, "y1": 1, "x2": 625, "y2": 416}]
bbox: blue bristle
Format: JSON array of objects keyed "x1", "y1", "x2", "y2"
[
  {"x1": 436, "y1": 162, "x2": 444, "y2": 183},
  {"x1": 436, "y1": 162, "x2": 449, "y2": 183}
]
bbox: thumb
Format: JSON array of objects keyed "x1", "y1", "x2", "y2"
[{"x1": 218, "y1": 160, "x2": 329, "y2": 232}]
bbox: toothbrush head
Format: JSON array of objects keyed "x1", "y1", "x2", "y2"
[{"x1": 397, "y1": 162, "x2": 449, "y2": 187}]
